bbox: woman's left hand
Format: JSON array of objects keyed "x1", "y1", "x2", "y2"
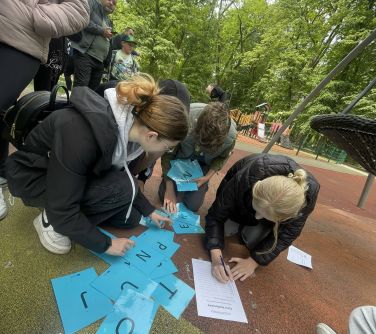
[
  {"x1": 149, "y1": 211, "x2": 172, "y2": 229},
  {"x1": 229, "y1": 257, "x2": 259, "y2": 281}
]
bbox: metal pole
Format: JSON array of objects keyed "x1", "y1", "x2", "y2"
[
  {"x1": 342, "y1": 77, "x2": 376, "y2": 114},
  {"x1": 357, "y1": 174, "x2": 375, "y2": 208},
  {"x1": 296, "y1": 134, "x2": 309, "y2": 156},
  {"x1": 263, "y1": 28, "x2": 376, "y2": 153}
]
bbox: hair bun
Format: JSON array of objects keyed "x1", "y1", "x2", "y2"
[{"x1": 292, "y1": 169, "x2": 308, "y2": 189}]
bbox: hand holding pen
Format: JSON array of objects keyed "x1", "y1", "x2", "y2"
[{"x1": 210, "y1": 249, "x2": 234, "y2": 283}]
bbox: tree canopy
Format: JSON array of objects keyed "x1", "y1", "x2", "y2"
[{"x1": 112, "y1": 0, "x2": 376, "y2": 133}]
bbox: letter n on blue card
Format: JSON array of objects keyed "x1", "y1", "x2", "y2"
[{"x1": 51, "y1": 268, "x2": 113, "y2": 334}]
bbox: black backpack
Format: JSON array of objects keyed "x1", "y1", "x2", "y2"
[{"x1": 2, "y1": 85, "x2": 70, "y2": 149}]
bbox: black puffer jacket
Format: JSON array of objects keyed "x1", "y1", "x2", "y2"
[
  {"x1": 205, "y1": 154, "x2": 320, "y2": 266},
  {"x1": 6, "y1": 87, "x2": 154, "y2": 253}
]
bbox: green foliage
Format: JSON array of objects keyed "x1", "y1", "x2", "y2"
[{"x1": 111, "y1": 0, "x2": 376, "y2": 134}]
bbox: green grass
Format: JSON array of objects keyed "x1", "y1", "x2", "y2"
[{"x1": 0, "y1": 191, "x2": 201, "y2": 334}]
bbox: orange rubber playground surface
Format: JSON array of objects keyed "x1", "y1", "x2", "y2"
[
  {"x1": 136, "y1": 136, "x2": 376, "y2": 334},
  {"x1": 1, "y1": 136, "x2": 375, "y2": 334}
]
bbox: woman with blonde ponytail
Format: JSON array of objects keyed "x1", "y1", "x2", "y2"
[
  {"x1": 205, "y1": 153, "x2": 320, "y2": 283},
  {"x1": 7, "y1": 74, "x2": 189, "y2": 258}
]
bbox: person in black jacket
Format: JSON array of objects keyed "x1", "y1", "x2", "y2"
[
  {"x1": 6, "y1": 74, "x2": 188, "y2": 257},
  {"x1": 206, "y1": 84, "x2": 229, "y2": 104},
  {"x1": 205, "y1": 153, "x2": 320, "y2": 283}
]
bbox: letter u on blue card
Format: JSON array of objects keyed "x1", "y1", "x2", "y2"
[
  {"x1": 90, "y1": 262, "x2": 158, "y2": 302},
  {"x1": 152, "y1": 274, "x2": 195, "y2": 319},
  {"x1": 96, "y1": 288, "x2": 158, "y2": 334},
  {"x1": 51, "y1": 268, "x2": 113, "y2": 334}
]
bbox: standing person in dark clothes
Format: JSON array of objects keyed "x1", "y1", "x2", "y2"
[
  {"x1": 205, "y1": 153, "x2": 320, "y2": 282},
  {"x1": 71, "y1": 0, "x2": 116, "y2": 90},
  {"x1": 6, "y1": 74, "x2": 188, "y2": 256},
  {"x1": 33, "y1": 37, "x2": 68, "y2": 91},
  {"x1": 63, "y1": 41, "x2": 75, "y2": 91},
  {"x1": 0, "y1": 0, "x2": 89, "y2": 220}
]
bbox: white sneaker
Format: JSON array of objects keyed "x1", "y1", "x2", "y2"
[
  {"x1": 33, "y1": 211, "x2": 71, "y2": 254},
  {"x1": 0, "y1": 188, "x2": 7, "y2": 220},
  {"x1": 316, "y1": 323, "x2": 337, "y2": 334}
]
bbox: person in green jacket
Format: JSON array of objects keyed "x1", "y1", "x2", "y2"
[{"x1": 159, "y1": 102, "x2": 237, "y2": 213}]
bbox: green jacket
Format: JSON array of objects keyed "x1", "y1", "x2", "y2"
[
  {"x1": 70, "y1": 0, "x2": 110, "y2": 56},
  {"x1": 161, "y1": 103, "x2": 237, "y2": 177}
]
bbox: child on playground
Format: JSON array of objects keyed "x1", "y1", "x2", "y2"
[
  {"x1": 159, "y1": 102, "x2": 237, "y2": 213},
  {"x1": 205, "y1": 153, "x2": 320, "y2": 282}
]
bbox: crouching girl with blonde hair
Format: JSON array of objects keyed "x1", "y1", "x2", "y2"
[{"x1": 205, "y1": 153, "x2": 320, "y2": 283}]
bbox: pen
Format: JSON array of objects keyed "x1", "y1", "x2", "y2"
[
  {"x1": 220, "y1": 255, "x2": 235, "y2": 295},
  {"x1": 220, "y1": 255, "x2": 229, "y2": 276}
]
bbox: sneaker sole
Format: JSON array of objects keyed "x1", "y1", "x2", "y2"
[
  {"x1": 0, "y1": 210, "x2": 7, "y2": 220},
  {"x1": 316, "y1": 323, "x2": 337, "y2": 334},
  {"x1": 33, "y1": 217, "x2": 71, "y2": 255}
]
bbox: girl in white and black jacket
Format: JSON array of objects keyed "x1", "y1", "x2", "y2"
[
  {"x1": 205, "y1": 153, "x2": 320, "y2": 283},
  {"x1": 7, "y1": 74, "x2": 188, "y2": 257}
]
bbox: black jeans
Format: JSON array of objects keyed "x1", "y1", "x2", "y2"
[
  {"x1": 73, "y1": 50, "x2": 104, "y2": 91},
  {"x1": 158, "y1": 178, "x2": 209, "y2": 212},
  {"x1": 0, "y1": 43, "x2": 40, "y2": 178},
  {"x1": 22, "y1": 168, "x2": 141, "y2": 229},
  {"x1": 34, "y1": 37, "x2": 66, "y2": 91},
  {"x1": 64, "y1": 55, "x2": 75, "y2": 91}
]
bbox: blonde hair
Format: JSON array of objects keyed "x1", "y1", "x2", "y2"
[
  {"x1": 252, "y1": 169, "x2": 309, "y2": 254},
  {"x1": 116, "y1": 74, "x2": 188, "y2": 141},
  {"x1": 195, "y1": 102, "x2": 231, "y2": 153}
]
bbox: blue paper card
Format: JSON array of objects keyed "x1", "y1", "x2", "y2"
[
  {"x1": 168, "y1": 159, "x2": 204, "y2": 181},
  {"x1": 170, "y1": 203, "x2": 200, "y2": 226},
  {"x1": 136, "y1": 232, "x2": 180, "y2": 258},
  {"x1": 90, "y1": 228, "x2": 122, "y2": 265},
  {"x1": 176, "y1": 181, "x2": 198, "y2": 192},
  {"x1": 98, "y1": 227, "x2": 117, "y2": 239},
  {"x1": 140, "y1": 209, "x2": 169, "y2": 229},
  {"x1": 51, "y1": 268, "x2": 113, "y2": 334},
  {"x1": 96, "y1": 288, "x2": 158, "y2": 334},
  {"x1": 122, "y1": 240, "x2": 166, "y2": 276},
  {"x1": 91, "y1": 262, "x2": 158, "y2": 302},
  {"x1": 172, "y1": 220, "x2": 205, "y2": 234},
  {"x1": 152, "y1": 274, "x2": 195, "y2": 319},
  {"x1": 150, "y1": 259, "x2": 178, "y2": 280},
  {"x1": 137, "y1": 226, "x2": 175, "y2": 243}
]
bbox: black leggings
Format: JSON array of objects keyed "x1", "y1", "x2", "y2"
[
  {"x1": 240, "y1": 223, "x2": 274, "y2": 250},
  {"x1": 0, "y1": 43, "x2": 40, "y2": 178}
]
